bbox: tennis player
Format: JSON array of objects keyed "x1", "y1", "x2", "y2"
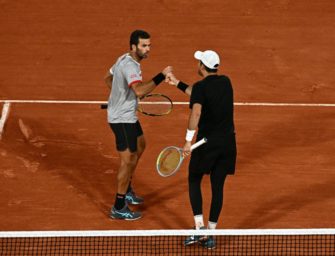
[
  {"x1": 166, "y1": 50, "x2": 237, "y2": 248},
  {"x1": 105, "y1": 30, "x2": 172, "y2": 220}
]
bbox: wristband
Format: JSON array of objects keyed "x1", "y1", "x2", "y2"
[
  {"x1": 177, "y1": 81, "x2": 189, "y2": 93},
  {"x1": 185, "y1": 129, "x2": 196, "y2": 142},
  {"x1": 152, "y1": 73, "x2": 165, "y2": 86}
]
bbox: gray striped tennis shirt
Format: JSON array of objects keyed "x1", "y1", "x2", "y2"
[{"x1": 107, "y1": 53, "x2": 142, "y2": 123}]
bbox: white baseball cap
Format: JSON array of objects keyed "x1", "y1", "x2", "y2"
[{"x1": 194, "y1": 50, "x2": 220, "y2": 69}]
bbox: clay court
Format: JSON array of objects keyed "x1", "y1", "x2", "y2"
[{"x1": 1, "y1": 0, "x2": 335, "y2": 234}]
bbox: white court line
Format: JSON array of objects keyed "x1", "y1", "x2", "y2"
[
  {"x1": 0, "y1": 102, "x2": 11, "y2": 140},
  {"x1": 0, "y1": 99, "x2": 334, "y2": 107},
  {"x1": 234, "y1": 102, "x2": 335, "y2": 107}
]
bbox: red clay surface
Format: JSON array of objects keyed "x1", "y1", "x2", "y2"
[{"x1": 1, "y1": 0, "x2": 335, "y2": 231}]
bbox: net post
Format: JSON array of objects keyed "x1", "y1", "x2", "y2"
[{"x1": 0, "y1": 102, "x2": 11, "y2": 140}]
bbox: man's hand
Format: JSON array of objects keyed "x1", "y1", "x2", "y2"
[
  {"x1": 182, "y1": 141, "x2": 192, "y2": 158},
  {"x1": 162, "y1": 66, "x2": 173, "y2": 76},
  {"x1": 165, "y1": 72, "x2": 180, "y2": 86}
]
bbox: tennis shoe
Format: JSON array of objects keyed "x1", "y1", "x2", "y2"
[
  {"x1": 125, "y1": 190, "x2": 144, "y2": 205},
  {"x1": 183, "y1": 227, "x2": 206, "y2": 246},
  {"x1": 110, "y1": 205, "x2": 142, "y2": 221},
  {"x1": 200, "y1": 236, "x2": 216, "y2": 250}
]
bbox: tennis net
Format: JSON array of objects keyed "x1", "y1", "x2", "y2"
[{"x1": 1, "y1": 229, "x2": 335, "y2": 255}]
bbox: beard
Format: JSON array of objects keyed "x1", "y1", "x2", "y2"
[{"x1": 136, "y1": 49, "x2": 148, "y2": 60}]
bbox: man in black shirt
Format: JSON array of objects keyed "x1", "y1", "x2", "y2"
[{"x1": 166, "y1": 50, "x2": 237, "y2": 249}]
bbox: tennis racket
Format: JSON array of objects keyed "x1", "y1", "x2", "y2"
[
  {"x1": 100, "y1": 93, "x2": 173, "y2": 116},
  {"x1": 156, "y1": 138, "x2": 207, "y2": 177}
]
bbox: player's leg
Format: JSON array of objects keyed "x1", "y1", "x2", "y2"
[
  {"x1": 128, "y1": 134, "x2": 145, "y2": 178},
  {"x1": 113, "y1": 150, "x2": 137, "y2": 208},
  {"x1": 110, "y1": 149, "x2": 142, "y2": 220},
  {"x1": 126, "y1": 121, "x2": 145, "y2": 205},
  {"x1": 207, "y1": 136, "x2": 235, "y2": 223},
  {"x1": 188, "y1": 171, "x2": 205, "y2": 228},
  {"x1": 184, "y1": 164, "x2": 206, "y2": 246},
  {"x1": 208, "y1": 166, "x2": 227, "y2": 226},
  {"x1": 109, "y1": 123, "x2": 141, "y2": 220},
  {"x1": 117, "y1": 149, "x2": 138, "y2": 195},
  {"x1": 199, "y1": 164, "x2": 227, "y2": 249},
  {"x1": 187, "y1": 150, "x2": 208, "y2": 229},
  {"x1": 136, "y1": 133, "x2": 146, "y2": 159}
]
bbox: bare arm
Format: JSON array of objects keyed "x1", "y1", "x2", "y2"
[
  {"x1": 165, "y1": 73, "x2": 192, "y2": 96},
  {"x1": 179, "y1": 81, "x2": 192, "y2": 96},
  {"x1": 131, "y1": 80, "x2": 157, "y2": 98},
  {"x1": 185, "y1": 86, "x2": 192, "y2": 96},
  {"x1": 182, "y1": 103, "x2": 202, "y2": 155},
  {"x1": 131, "y1": 66, "x2": 173, "y2": 98}
]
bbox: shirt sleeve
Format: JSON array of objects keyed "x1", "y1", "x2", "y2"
[
  {"x1": 122, "y1": 62, "x2": 142, "y2": 87},
  {"x1": 109, "y1": 65, "x2": 115, "y2": 75},
  {"x1": 190, "y1": 82, "x2": 204, "y2": 109}
]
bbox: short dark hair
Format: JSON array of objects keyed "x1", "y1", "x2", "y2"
[
  {"x1": 130, "y1": 30, "x2": 150, "y2": 49},
  {"x1": 200, "y1": 61, "x2": 218, "y2": 73}
]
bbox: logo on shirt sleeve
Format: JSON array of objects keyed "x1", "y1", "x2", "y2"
[{"x1": 130, "y1": 74, "x2": 138, "y2": 79}]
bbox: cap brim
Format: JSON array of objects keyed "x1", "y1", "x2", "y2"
[{"x1": 194, "y1": 51, "x2": 203, "y2": 60}]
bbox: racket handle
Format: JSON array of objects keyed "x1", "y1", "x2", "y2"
[
  {"x1": 190, "y1": 137, "x2": 207, "y2": 151},
  {"x1": 100, "y1": 104, "x2": 108, "y2": 109}
]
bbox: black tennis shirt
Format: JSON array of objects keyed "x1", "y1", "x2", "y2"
[{"x1": 190, "y1": 74, "x2": 235, "y2": 138}]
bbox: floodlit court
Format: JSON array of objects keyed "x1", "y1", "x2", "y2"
[{"x1": 1, "y1": 0, "x2": 335, "y2": 254}]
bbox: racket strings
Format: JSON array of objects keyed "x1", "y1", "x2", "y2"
[
  {"x1": 138, "y1": 94, "x2": 173, "y2": 116},
  {"x1": 157, "y1": 148, "x2": 181, "y2": 176}
]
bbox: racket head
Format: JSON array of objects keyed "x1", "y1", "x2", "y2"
[
  {"x1": 137, "y1": 93, "x2": 173, "y2": 116},
  {"x1": 156, "y1": 146, "x2": 183, "y2": 177}
]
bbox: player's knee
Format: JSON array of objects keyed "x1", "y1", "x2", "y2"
[
  {"x1": 137, "y1": 137, "x2": 146, "y2": 155},
  {"x1": 138, "y1": 143, "x2": 145, "y2": 154},
  {"x1": 121, "y1": 155, "x2": 138, "y2": 168}
]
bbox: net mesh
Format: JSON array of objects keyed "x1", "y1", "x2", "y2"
[
  {"x1": 156, "y1": 147, "x2": 182, "y2": 176},
  {"x1": 1, "y1": 229, "x2": 335, "y2": 256}
]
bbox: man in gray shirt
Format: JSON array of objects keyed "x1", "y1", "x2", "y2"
[{"x1": 105, "y1": 30, "x2": 172, "y2": 220}]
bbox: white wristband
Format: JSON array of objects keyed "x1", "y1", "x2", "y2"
[{"x1": 185, "y1": 129, "x2": 196, "y2": 142}]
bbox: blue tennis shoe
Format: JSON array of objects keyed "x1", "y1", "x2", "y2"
[
  {"x1": 125, "y1": 190, "x2": 144, "y2": 205},
  {"x1": 110, "y1": 205, "x2": 142, "y2": 221},
  {"x1": 200, "y1": 236, "x2": 216, "y2": 249},
  {"x1": 184, "y1": 227, "x2": 206, "y2": 246}
]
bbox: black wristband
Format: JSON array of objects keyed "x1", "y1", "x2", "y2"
[
  {"x1": 177, "y1": 81, "x2": 189, "y2": 93},
  {"x1": 152, "y1": 73, "x2": 165, "y2": 86}
]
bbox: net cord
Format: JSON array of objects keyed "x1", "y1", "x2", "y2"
[{"x1": 1, "y1": 229, "x2": 335, "y2": 238}]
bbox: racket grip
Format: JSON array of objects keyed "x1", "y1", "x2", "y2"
[
  {"x1": 100, "y1": 104, "x2": 108, "y2": 109},
  {"x1": 190, "y1": 137, "x2": 207, "y2": 151}
]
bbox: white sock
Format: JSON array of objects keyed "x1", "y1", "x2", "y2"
[
  {"x1": 208, "y1": 221, "x2": 217, "y2": 230},
  {"x1": 194, "y1": 215, "x2": 204, "y2": 229}
]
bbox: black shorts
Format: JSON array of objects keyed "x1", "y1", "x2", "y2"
[
  {"x1": 109, "y1": 121, "x2": 143, "y2": 152},
  {"x1": 189, "y1": 134, "x2": 237, "y2": 175}
]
